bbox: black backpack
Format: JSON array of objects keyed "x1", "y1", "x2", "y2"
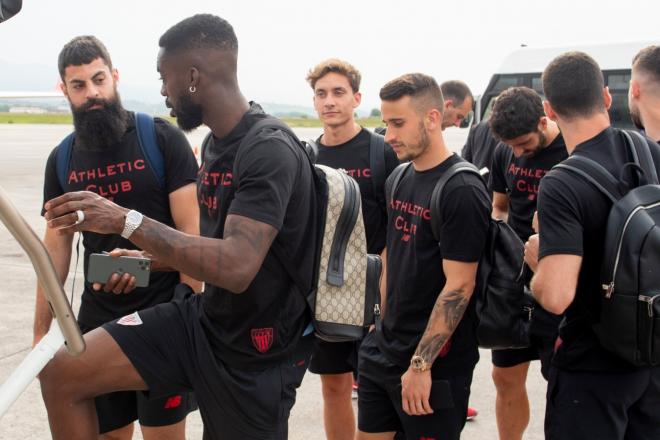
[
  {"x1": 386, "y1": 160, "x2": 530, "y2": 349},
  {"x1": 305, "y1": 130, "x2": 387, "y2": 216},
  {"x1": 555, "y1": 129, "x2": 660, "y2": 366}
]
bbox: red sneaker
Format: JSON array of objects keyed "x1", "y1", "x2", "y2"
[{"x1": 466, "y1": 406, "x2": 478, "y2": 420}]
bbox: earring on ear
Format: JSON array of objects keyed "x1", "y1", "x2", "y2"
[{"x1": 189, "y1": 85, "x2": 196, "y2": 93}]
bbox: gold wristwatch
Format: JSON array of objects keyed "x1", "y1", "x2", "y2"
[{"x1": 410, "y1": 355, "x2": 430, "y2": 372}]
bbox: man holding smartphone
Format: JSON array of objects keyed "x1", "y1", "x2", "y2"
[
  {"x1": 34, "y1": 35, "x2": 200, "y2": 440},
  {"x1": 39, "y1": 15, "x2": 319, "y2": 440}
]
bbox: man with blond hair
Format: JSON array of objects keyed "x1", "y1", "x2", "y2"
[{"x1": 306, "y1": 58, "x2": 398, "y2": 440}]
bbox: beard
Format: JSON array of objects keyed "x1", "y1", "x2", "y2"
[
  {"x1": 71, "y1": 93, "x2": 128, "y2": 151},
  {"x1": 172, "y1": 93, "x2": 204, "y2": 132},
  {"x1": 394, "y1": 122, "x2": 432, "y2": 162},
  {"x1": 630, "y1": 105, "x2": 644, "y2": 131}
]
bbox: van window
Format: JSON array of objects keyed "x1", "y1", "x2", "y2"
[
  {"x1": 606, "y1": 71, "x2": 632, "y2": 129},
  {"x1": 479, "y1": 70, "x2": 633, "y2": 129},
  {"x1": 492, "y1": 75, "x2": 522, "y2": 93},
  {"x1": 531, "y1": 76, "x2": 544, "y2": 96}
]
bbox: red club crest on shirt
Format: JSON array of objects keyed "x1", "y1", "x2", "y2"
[{"x1": 251, "y1": 328, "x2": 274, "y2": 353}]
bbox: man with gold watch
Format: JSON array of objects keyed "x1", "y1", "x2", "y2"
[{"x1": 355, "y1": 73, "x2": 490, "y2": 440}]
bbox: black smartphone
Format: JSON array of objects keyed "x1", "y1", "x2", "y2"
[{"x1": 87, "y1": 253, "x2": 151, "y2": 287}]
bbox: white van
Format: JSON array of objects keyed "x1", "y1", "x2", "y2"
[{"x1": 475, "y1": 40, "x2": 660, "y2": 129}]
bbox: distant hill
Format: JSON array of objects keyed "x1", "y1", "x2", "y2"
[
  {"x1": 260, "y1": 102, "x2": 316, "y2": 118},
  {"x1": 0, "y1": 58, "x2": 369, "y2": 118}
]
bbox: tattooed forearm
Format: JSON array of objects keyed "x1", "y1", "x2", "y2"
[
  {"x1": 414, "y1": 288, "x2": 469, "y2": 365},
  {"x1": 224, "y1": 215, "x2": 269, "y2": 253},
  {"x1": 128, "y1": 214, "x2": 276, "y2": 292}
]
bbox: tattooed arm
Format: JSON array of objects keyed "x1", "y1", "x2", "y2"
[
  {"x1": 129, "y1": 213, "x2": 276, "y2": 293},
  {"x1": 400, "y1": 259, "x2": 479, "y2": 416},
  {"x1": 43, "y1": 190, "x2": 277, "y2": 293}
]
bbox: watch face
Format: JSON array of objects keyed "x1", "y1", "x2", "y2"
[
  {"x1": 411, "y1": 356, "x2": 425, "y2": 370},
  {"x1": 126, "y1": 210, "x2": 141, "y2": 223}
]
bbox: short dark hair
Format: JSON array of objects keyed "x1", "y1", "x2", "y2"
[
  {"x1": 159, "y1": 14, "x2": 238, "y2": 54},
  {"x1": 58, "y1": 35, "x2": 113, "y2": 79},
  {"x1": 380, "y1": 73, "x2": 444, "y2": 112},
  {"x1": 307, "y1": 59, "x2": 361, "y2": 92},
  {"x1": 440, "y1": 80, "x2": 473, "y2": 107},
  {"x1": 489, "y1": 87, "x2": 544, "y2": 140},
  {"x1": 542, "y1": 51, "x2": 605, "y2": 119},
  {"x1": 632, "y1": 45, "x2": 660, "y2": 83}
]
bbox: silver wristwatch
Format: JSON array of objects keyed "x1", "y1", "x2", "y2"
[{"x1": 121, "y1": 210, "x2": 143, "y2": 239}]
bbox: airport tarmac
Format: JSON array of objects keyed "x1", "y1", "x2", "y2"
[{"x1": 0, "y1": 124, "x2": 546, "y2": 439}]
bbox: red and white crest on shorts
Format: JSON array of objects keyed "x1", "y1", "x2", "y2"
[
  {"x1": 117, "y1": 311, "x2": 143, "y2": 326},
  {"x1": 251, "y1": 328, "x2": 274, "y2": 353}
]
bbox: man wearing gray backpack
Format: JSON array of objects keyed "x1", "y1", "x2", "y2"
[{"x1": 524, "y1": 51, "x2": 660, "y2": 440}]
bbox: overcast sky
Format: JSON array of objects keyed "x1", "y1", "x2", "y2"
[{"x1": 2, "y1": 0, "x2": 660, "y2": 111}]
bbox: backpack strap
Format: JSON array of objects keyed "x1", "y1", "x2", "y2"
[
  {"x1": 623, "y1": 130, "x2": 659, "y2": 185},
  {"x1": 304, "y1": 138, "x2": 319, "y2": 163},
  {"x1": 55, "y1": 132, "x2": 75, "y2": 189},
  {"x1": 369, "y1": 131, "x2": 387, "y2": 213},
  {"x1": 384, "y1": 163, "x2": 411, "y2": 212},
  {"x1": 554, "y1": 155, "x2": 621, "y2": 204},
  {"x1": 233, "y1": 117, "x2": 316, "y2": 310},
  {"x1": 134, "y1": 112, "x2": 165, "y2": 189},
  {"x1": 429, "y1": 161, "x2": 483, "y2": 242},
  {"x1": 200, "y1": 130, "x2": 214, "y2": 163}
]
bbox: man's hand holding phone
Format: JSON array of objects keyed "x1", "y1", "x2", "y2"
[{"x1": 88, "y1": 249, "x2": 151, "y2": 294}]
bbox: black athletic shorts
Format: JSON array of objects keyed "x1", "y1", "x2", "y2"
[
  {"x1": 309, "y1": 339, "x2": 359, "y2": 375},
  {"x1": 78, "y1": 323, "x2": 197, "y2": 433},
  {"x1": 545, "y1": 365, "x2": 660, "y2": 440},
  {"x1": 103, "y1": 286, "x2": 314, "y2": 440},
  {"x1": 491, "y1": 306, "x2": 561, "y2": 379},
  {"x1": 356, "y1": 332, "x2": 473, "y2": 439}
]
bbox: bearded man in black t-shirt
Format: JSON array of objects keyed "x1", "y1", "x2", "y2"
[
  {"x1": 38, "y1": 15, "x2": 318, "y2": 440},
  {"x1": 355, "y1": 73, "x2": 490, "y2": 440},
  {"x1": 488, "y1": 86, "x2": 567, "y2": 440},
  {"x1": 524, "y1": 51, "x2": 660, "y2": 440},
  {"x1": 305, "y1": 58, "x2": 399, "y2": 440},
  {"x1": 34, "y1": 35, "x2": 200, "y2": 440}
]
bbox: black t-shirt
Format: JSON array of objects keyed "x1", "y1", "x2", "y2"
[
  {"x1": 490, "y1": 133, "x2": 568, "y2": 242},
  {"x1": 316, "y1": 128, "x2": 399, "y2": 254},
  {"x1": 538, "y1": 127, "x2": 660, "y2": 372},
  {"x1": 198, "y1": 102, "x2": 317, "y2": 370},
  {"x1": 377, "y1": 154, "x2": 491, "y2": 372},
  {"x1": 42, "y1": 112, "x2": 199, "y2": 328},
  {"x1": 461, "y1": 121, "x2": 500, "y2": 174}
]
